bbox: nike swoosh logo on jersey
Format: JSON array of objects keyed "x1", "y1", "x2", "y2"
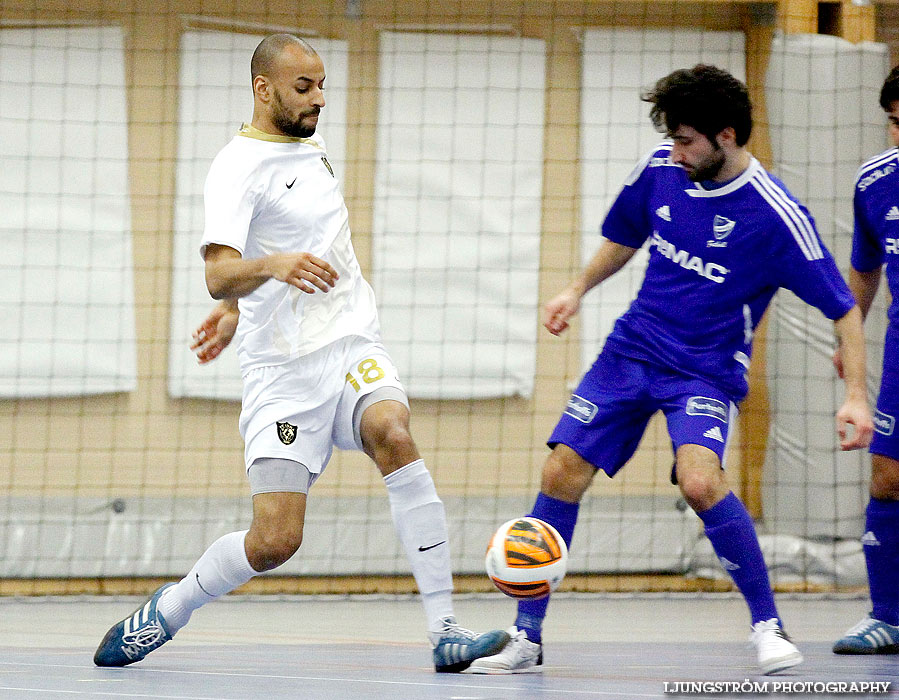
[
  {"x1": 286, "y1": 178, "x2": 297, "y2": 189},
  {"x1": 418, "y1": 541, "x2": 446, "y2": 552}
]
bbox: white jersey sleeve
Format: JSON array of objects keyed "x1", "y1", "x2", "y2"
[{"x1": 199, "y1": 145, "x2": 262, "y2": 258}]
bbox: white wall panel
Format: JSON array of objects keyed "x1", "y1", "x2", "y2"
[
  {"x1": 373, "y1": 32, "x2": 546, "y2": 399},
  {"x1": 0, "y1": 26, "x2": 135, "y2": 397}
]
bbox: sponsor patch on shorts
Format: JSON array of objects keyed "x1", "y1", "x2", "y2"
[
  {"x1": 874, "y1": 410, "x2": 896, "y2": 437},
  {"x1": 564, "y1": 394, "x2": 598, "y2": 424},
  {"x1": 685, "y1": 396, "x2": 728, "y2": 423}
]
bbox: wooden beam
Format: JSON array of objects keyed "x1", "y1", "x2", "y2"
[
  {"x1": 778, "y1": 0, "x2": 817, "y2": 33},
  {"x1": 738, "y1": 8, "x2": 776, "y2": 519},
  {"x1": 840, "y1": 0, "x2": 876, "y2": 42}
]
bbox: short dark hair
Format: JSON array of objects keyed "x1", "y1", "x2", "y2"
[
  {"x1": 250, "y1": 34, "x2": 316, "y2": 82},
  {"x1": 642, "y1": 64, "x2": 753, "y2": 147},
  {"x1": 880, "y1": 65, "x2": 899, "y2": 111}
]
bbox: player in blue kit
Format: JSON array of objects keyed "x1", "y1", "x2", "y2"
[
  {"x1": 833, "y1": 66, "x2": 899, "y2": 655},
  {"x1": 466, "y1": 65, "x2": 873, "y2": 676}
]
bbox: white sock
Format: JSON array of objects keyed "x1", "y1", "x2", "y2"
[
  {"x1": 384, "y1": 459, "x2": 454, "y2": 631},
  {"x1": 157, "y1": 530, "x2": 257, "y2": 633}
]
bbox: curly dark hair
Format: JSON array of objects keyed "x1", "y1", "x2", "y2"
[
  {"x1": 641, "y1": 64, "x2": 753, "y2": 147},
  {"x1": 880, "y1": 65, "x2": 899, "y2": 111}
]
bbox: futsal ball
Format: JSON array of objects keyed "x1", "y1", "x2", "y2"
[{"x1": 485, "y1": 517, "x2": 568, "y2": 600}]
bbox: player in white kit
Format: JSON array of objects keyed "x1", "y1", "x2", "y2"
[{"x1": 94, "y1": 33, "x2": 508, "y2": 673}]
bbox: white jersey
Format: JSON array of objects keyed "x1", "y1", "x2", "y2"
[{"x1": 200, "y1": 125, "x2": 381, "y2": 375}]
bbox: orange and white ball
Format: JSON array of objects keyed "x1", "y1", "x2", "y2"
[{"x1": 485, "y1": 517, "x2": 568, "y2": 600}]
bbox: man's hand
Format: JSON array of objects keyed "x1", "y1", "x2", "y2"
[
  {"x1": 267, "y1": 252, "x2": 338, "y2": 294},
  {"x1": 191, "y1": 301, "x2": 239, "y2": 364},
  {"x1": 836, "y1": 395, "x2": 874, "y2": 451},
  {"x1": 543, "y1": 287, "x2": 582, "y2": 336}
]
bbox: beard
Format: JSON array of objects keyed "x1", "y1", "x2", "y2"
[
  {"x1": 685, "y1": 145, "x2": 726, "y2": 182},
  {"x1": 271, "y1": 89, "x2": 319, "y2": 138}
]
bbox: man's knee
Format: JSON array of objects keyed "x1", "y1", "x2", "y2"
[
  {"x1": 359, "y1": 400, "x2": 419, "y2": 471},
  {"x1": 871, "y1": 455, "x2": 899, "y2": 500},
  {"x1": 246, "y1": 491, "x2": 306, "y2": 571},
  {"x1": 678, "y1": 471, "x2": 722, "y2": 511},
  {"x1": 246, "y1": 524, "x2": 303, "y2": 572},
  {"x1": 540, "y1": 445, "x2": 595, "y2": 503},
  {"x1": 675, "y1": 446, "x2": 728, "y2": 512},
  {"x1": 367, "y1": 415, "x2": 415, "y2": 453}
]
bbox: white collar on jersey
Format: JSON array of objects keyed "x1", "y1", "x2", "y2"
[
  {"x1": 685, "y1": 156, "x2": 761, "y2": 198},
  {"x1": 237, "y1": 122, "x2": 322, "y2": 149}
]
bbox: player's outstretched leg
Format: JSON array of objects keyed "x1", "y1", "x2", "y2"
[
  {"x1": 94, "y1": 529, "x2": 259, "y2": 667},
  {"x1": 429, "y1": 617, "x2": 511, "y2": 673},
  {"x1": 698, "y1": 493, "x2": 803, "y2": 673},
  {"x1": 365, "y1": 400, "x2": 511, "y2": 673},
  {"x1": 679, "y1": 443, "x2": 802, "y2": 676},
  {"x1": 94, "y1": 583, "x2": 176, "y2": 666},
  {"x1": 383, "y1": 458, "x2": 509, "y2": 672}
]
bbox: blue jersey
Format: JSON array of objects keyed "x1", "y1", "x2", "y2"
[
  {"x1": 851, "y1": 147, "x2": 899, "y2": 328},
  {"x1": 600, "y1": 142, "x2": 855, "y2": 401}
]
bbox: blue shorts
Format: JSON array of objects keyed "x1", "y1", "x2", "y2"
[
  {"x1": 548, "y1": 349, "x2": 737, "y2": 477},
  {"x1": 872, "y1": 325, "x2": 899, "y2": 462}
]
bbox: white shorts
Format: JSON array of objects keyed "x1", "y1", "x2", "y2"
[{"x1": 239, "y1": 335, "x2": 408, "y2": 474}]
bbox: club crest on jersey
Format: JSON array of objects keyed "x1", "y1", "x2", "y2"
[
  {"x1": 874, "y1": 410, "x2": 895, "y2": 436},
  {"x1": 564, "y1": 394, "x2": 597, "y2": 424},
  {"x1": 707, "y1": 215, "x2": 735, "y2": 247},
  {"x1": 277, "y1": 421, "x2": 298, "y2": 445},
  {"x1": 686, "y1": 396, "x2": 728, "y2": 423},
  {"x1": 321, "y1": 156, "x2": 334, "y2": 177}
]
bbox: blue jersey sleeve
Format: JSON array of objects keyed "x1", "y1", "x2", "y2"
[
  {"x1": 774, "y1": 203, "x2": 855, "y2": 321},
  {"x1": 600, "y1": 151, "x2": 655, "y2": 248},
  {"x1": 850, "y1": 187, "x2": 884, "y2": 273}
]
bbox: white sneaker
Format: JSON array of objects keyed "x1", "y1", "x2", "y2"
[
  {"x1": 749, "y1": 618, "x2": 803, "y2": 675},
  {"x1": 463, "y1": 627, "x2": 543, "y2": 674}
]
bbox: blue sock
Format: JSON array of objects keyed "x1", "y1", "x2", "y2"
[
  {"x1": 514, "y1": 492, "x2": 579, "y2": 643},
  {"x1": 699, "y1": 492, "x2": 779, "y2": 626},
  {"x1": 864, "y1": 497, "x2": 899, "y2": 626}
]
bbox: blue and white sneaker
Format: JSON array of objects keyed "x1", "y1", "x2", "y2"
[
  {"x1": 833, "y1": 615, "x2": 899, "y2": 654},
  {"x1": 94, "y1": 583, "x2": 176, "y2": 666},
  {"x1": 429, "y1": 616, "x2": 510, "y2": 673}
]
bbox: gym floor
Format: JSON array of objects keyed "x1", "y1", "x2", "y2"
[{"x1": 1, "y1": 593, "x2": 896, "y2": 699}]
